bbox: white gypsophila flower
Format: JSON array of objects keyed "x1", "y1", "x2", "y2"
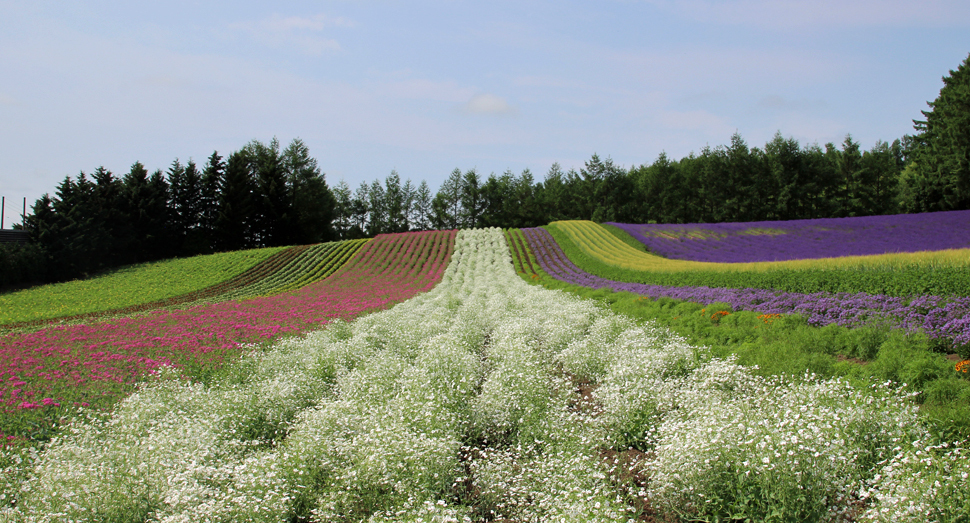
[
  {"x1": 646, "y1": 360, "x2": 924, "y2": 522},
  {"x1": 7, "y1": 227, "x2": 944, "y2": 522},
  {"x1": 859, "y1": 442, "x2": 970, "y2": 522}
]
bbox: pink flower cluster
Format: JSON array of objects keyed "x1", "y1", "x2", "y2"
[{"x1": 0, "y1": 230, "x2": 456, "y2": 439}]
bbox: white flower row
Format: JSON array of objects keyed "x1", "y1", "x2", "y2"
[{"x1": 0, "y1": 228, "x2": 963, "y2": 522}]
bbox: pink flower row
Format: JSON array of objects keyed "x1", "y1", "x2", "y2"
[{"x1": 0, "y1": 231, "x2": 456, "y2": 439}]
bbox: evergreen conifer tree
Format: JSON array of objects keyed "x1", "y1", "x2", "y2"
[
  {"x1": 331, "y1": 180, "x2": 353, "y2": 239},
  {"x1": 367, "y1": 179, "x2": 387, "y2": 236},
  {"x1": 215, "y1": 151, "x2": 256, "y2": 251},
  {"x1": 911, "y1": 52, "x2": 970, "y2": 211},
  {"x1": 349, "y1": 182, "x2": 370, "y2": 239},
  {"x1": 284, "y1": 138, "x2": 335, "y2": 244},
  {"x1": 383, "y1": 170, "x2": 407, "y2": 233},
  {"x1": 199, "y1": 151, "x2": 225, "y2": 250},
  {"x1": 166, "y1": 158, "x2": 205, "y2": 254},
  {"x1": 247, "y1": 139, "x2": 291, "y2": 246},
  {"x1": 410, "y1": 180, "x2": 433, "y2": 231}
]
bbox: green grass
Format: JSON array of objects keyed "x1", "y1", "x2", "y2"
[
  {"x1": 0, "y1": 247, "x2": 286, "y2": 325},
  {"x1": 547, "y1": 222, "x2": 970, "y2": 297}
]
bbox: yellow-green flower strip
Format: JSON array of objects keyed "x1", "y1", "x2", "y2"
[{"x1": 548, "y1": 221, "x2": 970, "y2": 297}]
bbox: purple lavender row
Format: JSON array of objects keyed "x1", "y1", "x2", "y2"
[
  {"x1": 607, "y1": 209, "x2": 970, "y2": 263},
  {"x1": 521, "y1": 227, "x2": 970, "y2": 347}
]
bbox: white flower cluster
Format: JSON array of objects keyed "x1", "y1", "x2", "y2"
[
  {"x1": 0, "y1": 228, "x2": 961, "y2": 522},
  {"x1": 646, "y1": 367, "x2": 923, "y2": 521},
  {"x1": 1, "y1": 229, "x2": 633, "y2": 521},
  {"x1": 859, "y1": 441, "x2": 970, "y2": 522}
]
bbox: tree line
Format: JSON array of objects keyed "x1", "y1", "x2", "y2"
[
  {"x1": 332, "y1": 133, "x2": 914, "y2": 238},
  {"x1": 2, "y1": 53, "x2": 968, "y2": 289},
  {"x1": 2, "y1": 138, "x2": 335, "y2": 287},
  {"x1": 329, "y1": 52, "x2": 970, "y2": 234}
]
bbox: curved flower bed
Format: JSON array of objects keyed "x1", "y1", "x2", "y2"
[
  {"x1": 3, "y1": 229, "x2": 959, "y2": 522},
  {"x1": 522, "y1": 227, "x2": 970, "y2": 348},
  {"x1": 0, "y1": 230, "x2": 455, "y2": 442},
  {"x1": 608, "y1": 209, "x2": 970, "y2": 263}
]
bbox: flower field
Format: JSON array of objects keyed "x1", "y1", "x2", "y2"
[
  {"x1": 516, "y1": 227, "x2": 970, "y2": 351},
  {"x1": 552, "y1": 220, "x2": 970, "y2": 275},
  {"x1": 0, "y1": 230, "x2": 453, "y2": 446},
  {"x1": 0, "y1": 246, "x2": 287, "y2": 327},
  {"x1": 546, "y1": 220, "x2": 970, "y2": 298},
  {"x1": 194, "y1": 239, "x2": 369, "y2": 302},
  {"x1": 1, "y1": 228, "x2": 964, "y2": 522},
  {"x1": 0, "y1": 240, "x2": 372, "y2": 333},
  {"x1": 608, "y1": 209, "x2": 970, "y2": 263}
]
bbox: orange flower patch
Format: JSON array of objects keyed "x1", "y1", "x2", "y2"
[{"x1": 758, "y1": 313, "x2": 783, "y2": 325}]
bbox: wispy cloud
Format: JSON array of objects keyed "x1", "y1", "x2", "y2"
[
  {"x1": 230, "y1": 13, "x2": 354, "y2": 55},
  {"x1": 0, "y1": 93, "x2": 16, "y2": 105},
  {"x1": 644, "y1": 0, "x2": 970, "y2": 29},
  {"x1": 263, "y1": 14, "x2": 355, "y2": 32},
  {"x1": 758, "y1": 95, "x2": 828, "y2": 111},
  {"x1": 463, "y1": 94, "x2": 516, "y2": 115},
  {"x1": 381, "y1": 78, "x2": 474, "y2": 103}
]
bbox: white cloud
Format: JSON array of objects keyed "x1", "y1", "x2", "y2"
[
  {"x1": 463, "y1": 93, "x2": 516, "y2": 115},
  {"x1": 230, "y1": 13, "x2": 352, "y2": 55},
  {"x1": 263, "y1": 14, "x2": 355, "y2": 32}
]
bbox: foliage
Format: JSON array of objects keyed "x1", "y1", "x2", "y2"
[
  {"x1": 0, "y1": 231, "x2": 454, "y2": 447},
  {"x1": 1, "y1": 229, "x2": 959, "y2": 522},
  {"x1": 546, "y1": 220, "x2": 970, "y2": 297},
  {"x1": 0, "y1": 247, "x2": 283, "y2": 325},
  {"x1": 0, "y1": 242, "x2": 48, "y2": 289},
  {"x1": 609, "y1": 209, "x2": 970, "y2": 263},
  {"x1": 508, "y1": 227, "x2": 970, "y2": 441},
  {"x1": 199, "y1": 239, "x2": 368, "y2": 302},
  {"x1": 907, "y1": 52, "x2": 970, "y2": 213},
  {"x1": 16, "y1": 138, "x2": 337, "y2": 288}
]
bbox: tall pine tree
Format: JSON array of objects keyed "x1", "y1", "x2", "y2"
[
  {"x1": 215, "y1": 150, "x2": 256, "y2": 251},
  {"x1": 284, "y1": 138, "x2": 335, "y2": 243},
  {"x1": 911, "y1": 53, "x2": 970, "y2": 211}
]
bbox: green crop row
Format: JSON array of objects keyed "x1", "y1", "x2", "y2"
[
  {"x1": 333, "y1": 230, "x2": 453, "y2": 284},
  {"x1": 269, "y1": 239, "x2": 370, "y2": 294},
  {"x1": 506, "y1": 228, "x2": 970, "y2": 443},
  {"x1": 203, "y1": 240, "x2": 370, "y2": 302},
  {"x1": 0, "y1": 247, "x2": 287, "y2": 326},
  {"x1": 546, "y1": 223, "x2": 970, "y2": 297}
]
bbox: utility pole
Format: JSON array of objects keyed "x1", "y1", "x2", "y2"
[{"x1": 2, "y1": 196, "x2": 5, "y2": 229}]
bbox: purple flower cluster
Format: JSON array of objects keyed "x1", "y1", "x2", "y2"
[
  {"x1": 522, "y1": 228, "x2": 970, "y2": 347},
  {"x1": 607, "y1": 209, "x2": 970, "y2": 263}
]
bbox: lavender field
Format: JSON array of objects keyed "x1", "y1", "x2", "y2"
[
  {"x1": 521, "y1": 227, "x2": 970, "y2": 349},
  {"x1": 608, "y1": 209, "x2": 970, "y2": 263}
]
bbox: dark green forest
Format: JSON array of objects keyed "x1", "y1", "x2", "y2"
[{"x1": 2, "y1": 53, "x2": 969, "y2": 288}]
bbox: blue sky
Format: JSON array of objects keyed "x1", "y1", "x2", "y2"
[{"x1": 1, "y1": 0, "x2": 969, "y2": 226}]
